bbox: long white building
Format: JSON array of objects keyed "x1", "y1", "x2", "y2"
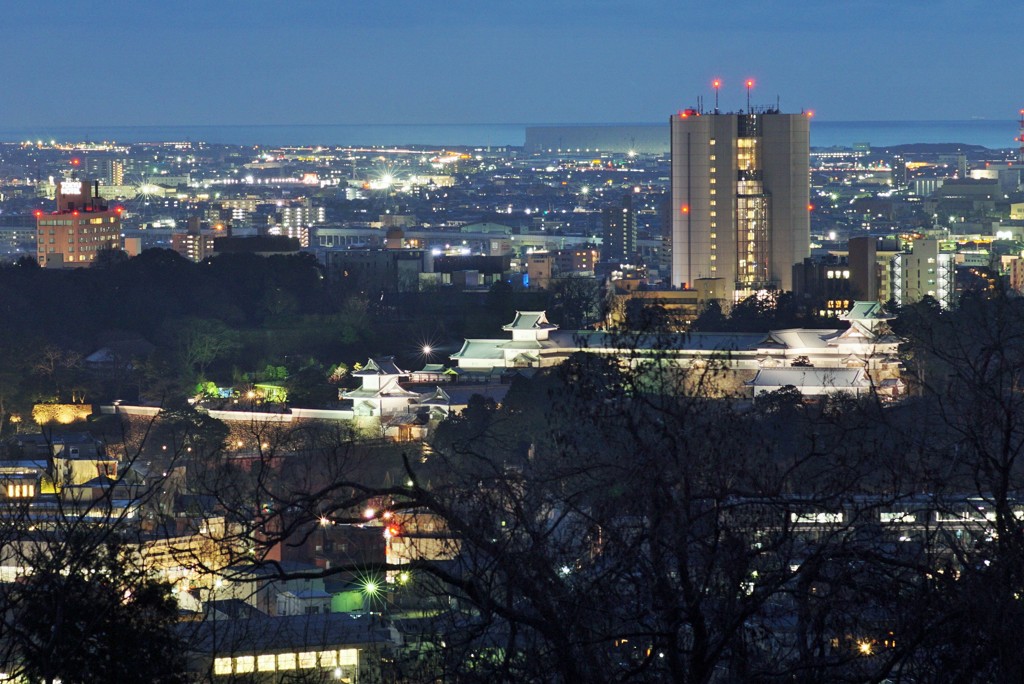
[{"x1": 451, "y1": 302, "x2": 902, "y2": 398}]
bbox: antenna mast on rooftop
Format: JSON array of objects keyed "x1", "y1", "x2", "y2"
[{"x1": 1019, "y1": 108, "x2": 1024, "y2": 163}]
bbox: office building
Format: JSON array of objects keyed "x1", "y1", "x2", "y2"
[
  {"x1": 555, "y1": 248, "x2": 600, "y2": 275},
  {"x1": 792, "y1": 254, "x2": 853, "y2": 317},
  {"x1": 87, "y1": 157, "x2": 124, "y2": 186},
  {"x1": 602, "y1": 194, "x2": 636, "y2": 263},
  {"x1": 171, "y1": 230, "x2": 217, "y2": 262},
  {"x1": 670, "y1": 108, "x2": 810, "y2": 298},
  {"x1": 848, "y1": 236, "x2": 901, "y2": 303},
  {"x1": 35, "y1": 179, "x2": 122, "y2": 268},
  {"x1": 278, "y1": 205, "x2": 325, "y2": 230},
  {"x1": 892, "y1": 238, "x2": 956, "y2": 309}
]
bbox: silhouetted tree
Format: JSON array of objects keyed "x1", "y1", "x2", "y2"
[{"x1": 2, "y1": 529, "x2": 186, "y2": 684}]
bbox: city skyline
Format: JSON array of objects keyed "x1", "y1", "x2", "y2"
[{"x1": 2, "y1": 0, "x2": 1021, "y2": 128}]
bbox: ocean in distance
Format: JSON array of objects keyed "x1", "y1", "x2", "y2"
[{"x1": 0, "y1": 120, "x2": 1017, "y2": 151}]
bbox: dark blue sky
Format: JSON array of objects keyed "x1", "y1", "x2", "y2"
[{"x1": 3, "y1": 0, "x2": 1019, "y2": 126}]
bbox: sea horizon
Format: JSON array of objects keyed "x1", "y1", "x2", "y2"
[{"x1": 0, "y1": 119, "x2": 1018, "y2": 151}]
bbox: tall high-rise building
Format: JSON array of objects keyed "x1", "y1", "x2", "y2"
[
  {"x1": 601, "y1": 194, "x2": 636, "y2": 263},
  {"x1": 35, "y1": 179, "x2": 122, "y2": 268},
  {"x1": 670, "y1": 108, "x2": 810, "y2": 298}
]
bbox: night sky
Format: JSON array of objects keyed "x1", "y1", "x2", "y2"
[{"x1": 3, "y1": 0, "x2": 1020, "y2": 126}]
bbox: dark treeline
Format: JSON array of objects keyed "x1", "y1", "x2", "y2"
[{"x1": 0, "y1": 251, "x2": 555, "y2": 417}]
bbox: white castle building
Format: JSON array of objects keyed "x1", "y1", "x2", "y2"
[{"x1": 450, "y1": 302, "x2": 903, "y2": 398}]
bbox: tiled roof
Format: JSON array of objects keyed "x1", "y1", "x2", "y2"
[{"x1": 503, "y1": 311, "x2": 557, "y2": 331}]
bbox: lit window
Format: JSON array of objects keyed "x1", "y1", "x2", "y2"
[
  {"x1": 298, "y1": 652, "x2": 317, "y2": 669},
  {"x1": 277, "y1": 653, "x2": 297, "y2": 670},
  {"x1": 881, "y1": 512, "x2": 917, "y2": 523},
  {"x1": 257, "y1": 654, "x2": 276, "y2": 672},
  {"x1": 235, "y1": 656, "x2": 255, "y2": 673},
  {"x1": 213, "y1": 658, "x2": 232, "y2": 675},
  {"x1": 791, "y1": 512, "x2": 843, "y2": 524}
]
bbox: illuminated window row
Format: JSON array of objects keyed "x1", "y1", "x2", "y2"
[
  {"x1": 6, "y1": 483, "x2": 34, "y2": 498},
  {"x1": 213, "y1": 649, "x2": 357, "y2": 676},
  {"x1": 791, "y1": 512, "x2": 843, "y2": 524}
]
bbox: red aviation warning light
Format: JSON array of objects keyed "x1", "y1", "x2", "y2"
[
  {"x1": 681, "y1": 204, "x2": 690, "y2": 215},
  {"x1": 114, "y1": 206, "x2": 124, "y2": 215},
  {"x1": 70, "y1": 158, "x2": 80, "y2": 167},
  {"x1": 745, "y1": 79, "x2": 754, "y2": 112},
  {"x1": 712, "y1": 78, "x2": 721, "y2": 111},
  {"x1": 33, "y1": 210, "x2": 42, "y2": 218},
  {"x1": 808, "y1": 204, "x2": 814, "y2": 212}
]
